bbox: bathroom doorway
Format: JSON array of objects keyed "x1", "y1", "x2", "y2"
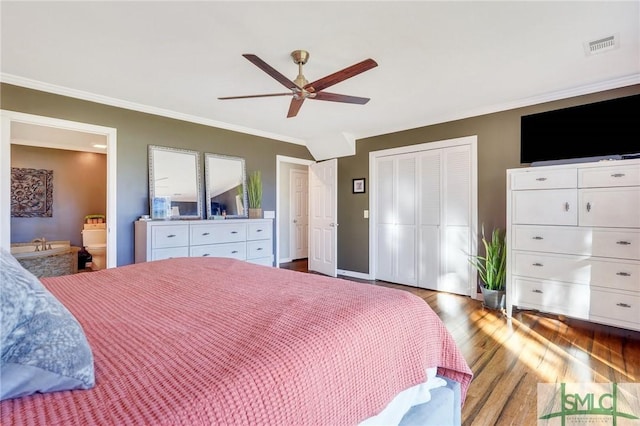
[{"x1": 1, "y1": 111, "x2": 117, "y2": 268}]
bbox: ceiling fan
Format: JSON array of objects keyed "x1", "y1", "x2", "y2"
[{"x1": 218, "y1": 50, "x2": 378, "y2": 118}]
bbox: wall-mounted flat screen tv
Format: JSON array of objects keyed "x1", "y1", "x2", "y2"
[{"x1": 520, "y1": 93, "x2": 640, "y2": 164}]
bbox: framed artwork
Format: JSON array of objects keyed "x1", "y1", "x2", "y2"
[
  {"x1": 352, "y1": 178, "x2": 366, "y2": 194},
  {"x1": 11, "y1": 168, "x2": 53, "y2": 217}
]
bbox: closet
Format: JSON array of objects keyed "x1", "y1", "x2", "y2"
[{"x1": 370, "y1": 136, "x2": 477, "y2": 296}]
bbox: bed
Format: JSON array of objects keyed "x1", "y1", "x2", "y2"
[{"x1": 1, "y1": 252, "x2": 473, "y2": 425}]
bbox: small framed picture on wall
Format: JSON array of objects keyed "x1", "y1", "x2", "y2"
[{"x1": 352, "y1": 178, "x2": 366, "y2": 194}]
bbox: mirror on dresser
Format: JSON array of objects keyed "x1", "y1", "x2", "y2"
[
  {"x1": 204, "y1": 153, "x2": 248, "y2": 219},
  {"x1": 148, "y1": 145, "x2": 202, "y2": 219}
]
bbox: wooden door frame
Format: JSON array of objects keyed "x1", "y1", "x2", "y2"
[
  {"x1": 275, "y1": 155, "x2": 314, "y2": 266},
  {"x1": 1, "y1": 110, "x2": 118, "y2": 268},
  {"x1": 289, "y1": 168, "x2": 308, "y2": 261}
]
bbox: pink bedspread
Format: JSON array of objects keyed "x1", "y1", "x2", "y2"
[{"x1": 1, "y1": 257, "x2": 472, "y2": 425}]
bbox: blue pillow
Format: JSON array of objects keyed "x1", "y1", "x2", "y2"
[{"x1": 0, "y1": 247, "x2": 95, "y2": 400}]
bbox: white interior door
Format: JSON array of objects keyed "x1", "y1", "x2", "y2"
[
  {"x1": 308, "y1": 159, "x2": 337, "y2": 277},
  {"x1": 290, "y1": 169, "x2": 308, "y2": 260}
]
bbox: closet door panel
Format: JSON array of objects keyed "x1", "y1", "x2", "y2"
[
  {"x1": 443, "y1": 147, "x2": 471, "y2": 227},
  {"x1": 420, "y1": 152, "x2": 441, "y2": 226},
  {"x1": 376, "y1": 224, "x2": 395, "y2": 282},
  {"x1": 376, "y1": 159, "x2": 395, "y2": 225},
  {"x1": 397, "y1": 224, "x2": 417, "y2": 285},
  {"x1": 418, "y1": 225, "x2": 440, "y2": 289},
  {"x1": 396, "y1": 156, "x2": 417, "y2": 226}
]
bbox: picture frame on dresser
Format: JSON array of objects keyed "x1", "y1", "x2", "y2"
[{"x1": 505, "y1": 158, "x2": 640, "y2": 332}]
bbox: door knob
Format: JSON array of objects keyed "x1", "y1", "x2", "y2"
[{"x1": 293, "y1": 219, "x2": 298, "y2": 223}]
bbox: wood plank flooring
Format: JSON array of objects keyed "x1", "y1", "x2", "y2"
[{"x1": 280, "y1": 259, "x2": 640, "y2": 425}]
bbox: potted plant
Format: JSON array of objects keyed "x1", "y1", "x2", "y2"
[
  {"x1": 469, "y1": 226, "x2": 507, "y2": 310},
  {"x1": 247, "y1": 170, "x2": 263, "y2": 219}
]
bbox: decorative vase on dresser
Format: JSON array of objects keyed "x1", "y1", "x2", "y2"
[
  {"x1": 505, "y1": 158, "x2": 640, "y2": 331},
  {"x1": 134, "y1": 218, "x2": 274, "y2": 267}
]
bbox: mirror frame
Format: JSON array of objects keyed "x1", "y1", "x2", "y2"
[
  {"x1": 148, "y1": 145, "x2": 202, "y2": 219},
  {"x1": 204, "y1": 153, "x2": 248, "y2": 219}
]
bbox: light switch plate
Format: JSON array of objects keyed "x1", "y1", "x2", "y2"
[{"x1": 364, "y1": 210, "x2": 369, "y2": 219}]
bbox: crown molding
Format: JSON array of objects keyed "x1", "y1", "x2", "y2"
[{"x1": 0, "y1": 73, "x2": 307, "y2": 146}]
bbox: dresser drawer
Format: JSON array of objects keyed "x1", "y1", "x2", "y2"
[
  {"x1": 510, "y1": 168, "x2": 577, "y2": 190},
  {"x1": 247, "y1": 239, "x2": 272, "y2": 260},
  {"x1": 512, "y1": 252, "x2": 589, "y2": 283},
  {"x1": 590, "y1": 290, "x2": 640, "y2": 326},
  {"x1": 190, "y1": 242, "x2": 246, "y2": 260},
  {"x1": 588, "y1": 258, "x2": 640, "y2": 292},
  {"x1": 151, "y1": 225, "x2": 189, "y2": 249},
  {"x1": 247, "y1": 257, "x2": 274, "y2": 267},
  {"x1": 514, "y1": 278, "x2": 589, "y2": 319},
  {"x1": 247, "y1": 221, "x2": 272, "y2": 241},
  {"x1": 511, "y1": 189, "x2": 577, "y2": 225},
  {"x1": 579, "y1": 164, "x2": 640, "y2": 188},
  {"x1": 512, "y1": 225, "x2": 589, "y2": 254},
  {"x1": 190, "y1": 223, "x2": 247, "y2": 245},
  {"x1": 512, "y1": 226, "x2": 640, "y2": 260},
  {"x1": 151, "y1": 246, "x2": 189, "y2": 261},
  {"x1": 590, "y1": 228, "x2": 640, "y2": 260}
]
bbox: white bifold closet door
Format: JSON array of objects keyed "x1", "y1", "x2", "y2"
[{"x1": 375, "y1": 144, "x2": 472, "y2": 295}]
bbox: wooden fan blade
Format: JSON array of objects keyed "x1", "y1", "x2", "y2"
[
  {"x1": 305, "y1": 58, "x2": 378, "y2": 93},
  {"x1": 218, "y1": 92, "x2": 292, "y2": 100},
  {"x1": 287, "y1": 98, "x2": 305, "y2": 118},
  {"x1": 312, "y1": 92, "x2": 370, "y2": 105},
  {"x1": 243, "y1": 54, "x2": 298, "y2": 90}
]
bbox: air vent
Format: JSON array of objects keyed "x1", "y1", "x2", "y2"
[{"x1": 584, "y1": 34, "x2": 619, "y2": 56}]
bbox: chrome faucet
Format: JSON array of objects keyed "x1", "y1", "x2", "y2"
[{"x1": 32, "y1": 237, "x2": 48, "y2": 251}]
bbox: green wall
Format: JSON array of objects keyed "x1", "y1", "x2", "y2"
[
  {"x1": 1, "y1": 83, "x2": 314, "y2": 266},
  {"x1": 337, "y1": 84, "x2": 640, "y2": 273}
]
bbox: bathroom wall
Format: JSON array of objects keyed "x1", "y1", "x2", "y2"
[{"x1": 11, "y1": 145, "x2": 107, "y2": 247}]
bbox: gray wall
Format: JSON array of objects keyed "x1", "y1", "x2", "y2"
[
  {"x1": 1, "y1": 83, "x2": 314, "y2": 266},
  {"x1": 11, "y1": 145, "x2": 107, "y2": 247},
  {"x1": 4, "y1": 83, "x2": 639, "y2": 271},
  {"x1": 338, "y1": 84, "x2": 640, "y2": 273}
]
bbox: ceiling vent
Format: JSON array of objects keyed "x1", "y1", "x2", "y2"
[{"x1": 584, "y1": 34, "x2": 619, "y2": 56}]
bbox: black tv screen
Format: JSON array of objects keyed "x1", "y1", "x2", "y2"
[{"x1": 520, "y1": 94, "x2": 640, "y2": 164}]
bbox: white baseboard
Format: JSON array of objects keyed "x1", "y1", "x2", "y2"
[{"x1": 337, "y1": 269, "x2": 373, "y2": 280}]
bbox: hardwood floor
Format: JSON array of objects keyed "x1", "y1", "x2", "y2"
[{"x1": 280, "y1": 259, "x2": 640, "y2": 425}]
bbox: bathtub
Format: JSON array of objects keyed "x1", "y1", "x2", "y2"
[{"x1": 10, "y1": 241, "x2": 79, "y2": 278}]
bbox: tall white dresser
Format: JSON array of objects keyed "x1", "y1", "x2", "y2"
[
  {"x1": 506, "y1": 158, "x2": 640, "y2": 331},
  {"x1": 135, "y1": 219, "x2": 274, "y2": 267}
]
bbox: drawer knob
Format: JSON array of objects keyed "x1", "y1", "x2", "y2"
[
  {"x1": 616, "y1": 272, "x2": 631, "y2": 277},
  {"x1": 616, "y1": 241, "x2": 631, "y2": 246},
  {"x1": 202, "y1": 253, "x2": 210, "y2": 257},
  {"x1": 535, "y1": 177, "x2": 547, "y2": 181},
  {"x1": 564, "y1": 202, "x2": 570, "y2": 212},
  {"x1": 231, "y1": 231, "x2": 238, "y2": 234},
  {"x1": 532, "y1": 262, "x2": 544, "y2": 267},
  {"x1": 586, "y1": 202, "x2": 592, "y2": 212},
  {"x1": 257, "y1": 247, "x2": 263, "y2": 251},
  {"x1": 256, "y1": 229, "x2": 263, "y2": 232},
  {"x1": 232, "y1": 250, "x2": 238, "y2": 254},
  {"x1": 202, "y1": 232, "x2": 210, "y2": 236},
  {"x1": 532, "y1": 236, "x2": 544, "y2": 240},
  {"x1": 167, "y1": 234, "x2": 176, "y2": 238},
  {"x1": 616, "y1": 302, "x2": 631, "y2": 308},
  {"x1": 532, "y1": 289, "x2": 543, "y2": 294},
  {"x1": 611, "y1": 173, "x2": 625, "y2": 178}
]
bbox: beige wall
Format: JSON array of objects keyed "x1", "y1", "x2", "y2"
[
  {"x1": 338, "y1": 84, "x2": 640, "y2": 273},
  {"x1": 11, "y1": 145, "x2": 107, "y2": 247}
]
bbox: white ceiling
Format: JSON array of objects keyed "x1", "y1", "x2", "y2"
[{"x1": 2, "y1": 1, "x2": 639, "y2": 160}]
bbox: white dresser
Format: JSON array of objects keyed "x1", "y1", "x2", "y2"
[
  {"x1": 134, "y1": 219, "x2": 274, "y2": 267},
  {"x1": 506, "y1": 158, "x2": 640, "y2": 331}
]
